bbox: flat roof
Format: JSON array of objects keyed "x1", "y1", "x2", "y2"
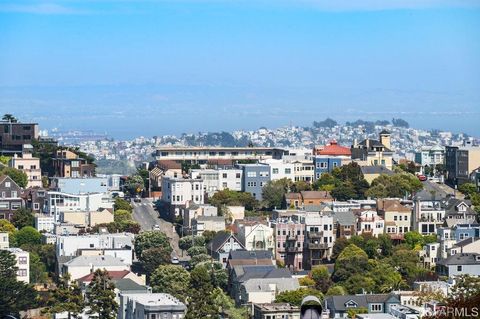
[
  {"x1": 123, "y1": 293, "x2": 186, "y2": 307},
  {"x1": 156, "y1": 146, "x2": 284, "y2": 150}
]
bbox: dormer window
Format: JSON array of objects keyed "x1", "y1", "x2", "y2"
[{"x1": 345, "y1": 300, "x2": 358, "y2": 308}]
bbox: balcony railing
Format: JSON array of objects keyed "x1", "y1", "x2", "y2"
[
  {"x1": 286, "y1": 246, "x2": 301, "y2": 253},
  {"x1": 308, "y1": 242, "x2": 329, "y2": 250},
  {"x1": 307, "y1": 231, "x2": 323, "y2": 238}
]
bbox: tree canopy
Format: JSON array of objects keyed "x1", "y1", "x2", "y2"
[{"x1": 150, "y1": 265, "x2": 190, "y2": 302}]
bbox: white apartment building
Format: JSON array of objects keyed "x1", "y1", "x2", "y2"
[
  {"x1": 415, "y1": 146, "x2": 445, "y2": 167},
  {"x1": 9, "y1": 148, "x2": 42, "y2": 188},
  {"x1": 62, "y1": 255, "x2": 129, "y2": 280},
  {"x1": 7, "y1": 248, "x2": 30, "y2": 283},
  {"x1": 355, "y1": 209, "x2": 385, "y2": 237},
  {"x1": 56, "y1": 233, "x2": 134, "y2": 257},
  {"x1": 235, "y1": 221, "x2": 276, "y2": 254},
  {"x1": 291, "y1": 159, "x2": 315, "y2": 182},
  {"x1": 412, "y1": 198, "x2": 445, "y2": 235},
  {"x1": 154, "y1": 146, "x2": 286, "y2": 162},
  {"x1": 161, "y1": 177, "x2": 204, "y2": 206},
  {"x1": 120, "y1": 292, "x2": 187, "y2": 319},
  {"x1": 299, "y1": 212, "x2": 335, "y2": 265},
  {"x1": 260, "y1": 159, "x2": 295, "y2": 182},
  {"x1": 35, "y1": 215, "x2": 56, "y2": 233},
  {"x1": 191, "y1": 168, "x2": 242, "y2": 196},
  {"x1": 45, "y1": 191, "x2": 114, "y2": 221}
]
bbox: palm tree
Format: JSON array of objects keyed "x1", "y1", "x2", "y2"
[{"x1": 2, "y1": 114, "x2": 17, "y2": 123}]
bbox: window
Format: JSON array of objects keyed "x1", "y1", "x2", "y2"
[
  {"x1": 11, "y1": 191, "x2": 17, "y2": 198},
  {"x1": 18, "y1": 269, "x2": 27, "y2": 277},
  {"x1": 457, "y1": 265, "x2": 463, "y2": 272},
  {"x1": 285, "y1": 168, "x2": 291, "y2": 174},
  {"x1": 371, "y1": 304, "x2": 383, "y2": 312},
  {"x1": 236, "y1": 173, "x2": 241, "y2": 178},
  {"x1": 18, "y1": 165, "x2": 24, "y2": 169},
  {"x1": 247, "y1": 172, "x2": 256, "y2": 178},
  {"x1": 19, "y1": 257, "x2": 27, "y2": 264},
  {"x1": 259, "y1": 171, "x2": 269, "y2": 177},
  {"x1": 222, "y1": 173, "x2": 227, "y2": 178},
  {"x1": 5, "y1": 182, "x2": 10, "y2": 188},
  {"x1": 273, "y1": 168, "x2": 279, "y2": 174},
  {"x1": 34, "y1": 203, "x2": 40, "y2": 210}
]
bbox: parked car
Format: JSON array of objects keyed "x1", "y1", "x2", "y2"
[
  {"x1": 417, "y1": 175, "x2": 427, "y2": 181},
  {"x1": 134, "y1": 197, "x2": 141, "y2": 203},
  {"x1": 152, "y1": 224, "x2": 160, "y2": 231},
  {"x1": 171, "y1": 256, "x2": 179, "y2": 264}
]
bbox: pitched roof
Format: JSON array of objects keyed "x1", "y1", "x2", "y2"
[
  {"x1": 378, "y1": 199, "x2": 411, "y2": 212},
  {"x1": 113, "y1": 278, "x2": 148, "y2": 292},
  {"x1": 77, "y1": 270, "x2": 131, "y2": 282},
  {"x1": 379, "y1": 130, "x2": 391, "y2": 135},
  {"x1": 241, "y1": 277, "x2": 299, "y2": 293},
  {"x1": 208, "y1": 232, "x2": 244, "y2": 252},
  {"x1": 316, "y1": 141, "x2": 352, "y2": 156},
  {"x1": 332, "y1": 211, "x2": 356, "y2": 225},
  {"x1": 437, "y1": 253, "x2": 480, "y2": 266},
  {"x1": 285, "y1": 192, "x2": 301, "y2": 200},
  {"x1": 237, "y1": 266, "x2": 292, "y2": 282},
  {"x1": 453, "y1": 237, "x2": 479, "y2": 248},
  {"x1": 156, "y1": 160, "x2": 182, "y2": 170},
  {"x1": 229, "y1": 250, "x2": 273, "y2": 260},
  {"x1": 326, "y1": 294, "x2": 399, "y2": 312},
  {"x1": 301, "y1": 191, "x2": 333, "y2": 200}
]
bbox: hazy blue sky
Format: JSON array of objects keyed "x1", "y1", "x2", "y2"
[{"x1": 0, "y1": 0, "x2": 479, "y2": 138}]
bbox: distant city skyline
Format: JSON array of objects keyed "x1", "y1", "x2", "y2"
[{"x1": 1, "y1": 0, "x2": 479, "y2": 138}]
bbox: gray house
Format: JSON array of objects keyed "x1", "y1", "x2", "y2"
[
  {"x1": 0, "y1": 175, "x2": 23, "y2": 221},
  {"x1": 436, "y1": 253, "x2": 480, "y2": 277},
  {"x1": 208, "y1": 232, "x2": 245, "y2": 267},
  {"x1": 238, "y1": 163, "x2": 271, "y2": 201},
  {"x1": 325, "y1": 294, "x2": 400, "y2": 318}
]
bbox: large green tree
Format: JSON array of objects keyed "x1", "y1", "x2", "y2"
[
  {"x1": 0, "y1": 250, "x2": 37, "y2": 316},
  {"x1": 179, "y1": 235, "x2": 206, "y2": 251},
  {"x1": 113, "y1": 197, "x2": 133, "y2": 212},
  {"x1": 134, "y1": 231, "x2": 172, "y2": 260},
  {"x1": 208, "y1": 189, "x2": 258, "y2": 211},
  {"x1": 12, "y1": 208, "x2": 35, "y2": 229},
  {"x1": 150, "y1": 265, "x2": 191, "y2": 302},
  {"x1": 86, "y1": 269, "x2": 118, "y2": 319},
  {"x1": 185, "y1": 264, "x2": 217, "y2": 319},
  {"x1": 211, "y1": 287, "x2": 248, "y2": 319},
  {"x1": 311, "y1": 265, "x2": 333, "y2": 293},
  {"x1": 141, "y1": 247, "x2": 172, "y2": 274},
  {"x1": 262, "y1": 178, "x2": 291, "y2": 209},
  {"x1": 125, "y1": 174, "x2": 145, "y2": 195},
  {"x1": 333, "y1": 244, "x2": 370, "y2": 282},
  {"x1": 29, "y1": 252, "x2": 48, "y2": 284},
  {"x1": 275, "y1": 288, "x2": 324, "y2": 307},
  {"x1": 46, "y1": 274, "x2": 85, "y2": 319},
  {"x1": 0, "y1": 167, "x2": 28, "y2": 188},
  {"x1": 367, "y1": 173, "x2": 423, "y2": 198},
  {"x1": 14, "y1": 226, "x2": 42, "y2": 247}
]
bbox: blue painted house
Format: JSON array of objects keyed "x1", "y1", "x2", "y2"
[{"x1": 313, "y1": 141, "x2": 351, "y2": 180}]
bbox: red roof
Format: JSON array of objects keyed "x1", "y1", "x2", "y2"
[
  {"x1": 315, "y1": 141, "x2": 351, "y2": 156},
  {"x1": 77, "y1": 270, "x2": 130, "y2": 282}
]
